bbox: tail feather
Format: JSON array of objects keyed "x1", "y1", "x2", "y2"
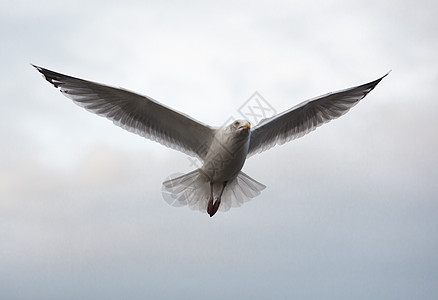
[
  {"x1": 162, "y1": 170, "x2": 266, "y2": 214},
  {"x1": 162, "y1": 170, "x2": 206, "y2": 208},
  {"x1": 221, "y1": 171, "x2": 266, "y2": 211}
]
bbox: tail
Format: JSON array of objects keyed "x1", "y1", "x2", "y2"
[{"x1": 162, "y1": 170, "x2": 266, "y2": 214}]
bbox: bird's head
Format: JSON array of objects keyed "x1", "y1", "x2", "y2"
[
  {"x1": 230, "y1": 120, "x2": 251, "y2": 132},
  {"x1": 222, "y1": 119, "x2": 251, "y2": 147},
  {"x1": 220, "y1": 120, "x2": 251, "y2": 144}
]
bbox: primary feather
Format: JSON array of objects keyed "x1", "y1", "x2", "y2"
[
  {"x1": 33, "y1": 65, "x2": 215, "y2": 160},
  {"x1": 248, "y1": 72, "x2": 389, "y2": 157}
]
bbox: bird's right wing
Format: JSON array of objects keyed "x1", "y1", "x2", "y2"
[
  {"x1": 33, "y1": 65, "x2": 215, "y2": 160},
  {"x1": 247, "y1": 73, "x2": 389, "y2": 157}
]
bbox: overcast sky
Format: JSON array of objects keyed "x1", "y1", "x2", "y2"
[{"x1": 1, "y1": 0, "x2": 437, "y2": 299}]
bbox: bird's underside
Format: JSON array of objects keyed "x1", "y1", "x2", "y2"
[{"x1": 33, "y1": 65, "x2": 388, "y2": 217}]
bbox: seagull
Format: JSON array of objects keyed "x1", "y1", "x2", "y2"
[{"x1": 33, "y1": 65, "x2": 388, "y2": 217}]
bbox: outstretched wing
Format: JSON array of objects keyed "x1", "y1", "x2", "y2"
[
  {"x1": 247, "y1": 73, "x2": 389, "y2": 157},
  {"x1": 33, "y1": 65, "x2": 215, "y2": 159}
]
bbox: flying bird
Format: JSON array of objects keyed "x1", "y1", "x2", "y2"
[{"x1": 33, "y1": 65, "x2": 388, "y2": 217}]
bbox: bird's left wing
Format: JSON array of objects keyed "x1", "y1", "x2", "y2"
[
  {"x1": 247, "y1": 73, "x2": 389, "y2": 157},
  {"x1": 33, "y1": 65, "x2": 215, "y2": 159}
]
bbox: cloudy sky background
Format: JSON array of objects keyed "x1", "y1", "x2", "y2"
[{"x1": 1, "y1": 0, "x2": 437, "y2": 299}]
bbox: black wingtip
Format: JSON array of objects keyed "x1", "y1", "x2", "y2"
[
  {"x1": 31, "y1": 64, "x2": 45, "y2": 73},
  {"x1": 32, "y1": 63, "x2": 48, "y2": 78},
  {"x1": 31, "y1": 63, "x2": 42, "y2": 74},
  {"x1": 376, "y1": 70, "x2": 391, "y2": 82},
  {"x1": 365, "y1": 70, "x2": 391, "y2": 92},
  {"x1": 382, "y1": 70, "x2": 391, "y2": 79},
  {"x1": 31, "y1": 64, "x2": 63, "y2": 88}
]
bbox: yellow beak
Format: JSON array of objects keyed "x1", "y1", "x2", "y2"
[{"x1": 241, "y1": 122, "x2": 250, "y2": 130}]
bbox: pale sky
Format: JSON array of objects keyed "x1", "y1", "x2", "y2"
[{"x1": 1, "y1": 0, "x2": 437, "y2": 299}]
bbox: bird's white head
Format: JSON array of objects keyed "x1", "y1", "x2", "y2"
[{"x1": 230, "y1": 120, "x2": 251, "y2": 132}]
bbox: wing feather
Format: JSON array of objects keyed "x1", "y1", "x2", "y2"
[
  {"x1": 248, "y1": 73, "x2": 389, "y2": 157},
  {"x1": 33, "y1": 65, "x2": 214, "y2": 159}
]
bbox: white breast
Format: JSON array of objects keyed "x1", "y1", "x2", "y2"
[{"x1": 201, "y1": 127, "x2": 250, "y2": 182}]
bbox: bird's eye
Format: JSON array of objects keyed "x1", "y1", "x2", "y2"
[{"x1": 233, "y1": 121, "x2": 239, "y2": 126}]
